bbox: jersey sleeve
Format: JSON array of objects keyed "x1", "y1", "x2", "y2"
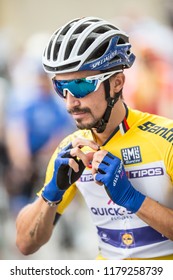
[{"x1": 166, "y1": 144, "x2": 173, "y2": 183}]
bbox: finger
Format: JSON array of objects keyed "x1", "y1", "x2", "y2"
[
  {"x1": 85, "y1": 152, "x2": 94, "y2": 168},
  {"x1": 85, "y1": 152, "x2": 94, "y2": 162},
  {"x1": 70, "y1": 147, "x2": 91, "y2": 167},
  {"x1": 72, "y1": 137, "x2": 99, "y2": 151},
  {"x1": 69, "y1": 158, "x2": 79, "y2": 172},
  {"x1": 91, "y1": 150, "x2": 108, "y2": 173},
  {"x1": 91, "y1": 161, "x2": 100, "y2": 175},
  {"x1": 93, "y1": 150, "x2": 108, "y2": 162}
]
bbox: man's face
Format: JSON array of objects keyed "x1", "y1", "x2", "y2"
[{"x1": 55, "y1": 70, "x2": 107, "y2": 130}]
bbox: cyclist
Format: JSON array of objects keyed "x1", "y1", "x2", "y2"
[{"x1": 16, "y1": 17, "x2": 173, "y2": 260}]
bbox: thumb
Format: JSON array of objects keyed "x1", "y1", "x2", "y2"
[{"x1": 85, "y1": 152, "x2": 95, "y2": 168}]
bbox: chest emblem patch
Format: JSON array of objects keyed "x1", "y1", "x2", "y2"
[{"x1": 121, "y1": 146, "x2": 142, "y2": 165}]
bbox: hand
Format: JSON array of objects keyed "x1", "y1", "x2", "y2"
[
  {"x1": 92, "y1": 150, "x2": 146, "y2": 213},
  {"x1": 42, "y1": 138, "x2": 99, "y2": 203}
]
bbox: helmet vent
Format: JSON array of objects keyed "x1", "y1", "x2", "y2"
[
  {"x1": 73, "y1": 23, "x2": 90, "y2": 34},
  {"x1": 61, "y1": 25, "x2": 72, "y2": 35},
  {"x1": 86, "y1": 41, "x2": 109, "y2": 61},
  {"x1": 64, "y1": 39, "x2": 77, "y2": 59},
  {"x1": 112, "y1": 55, "x2": 120, "y2": 61},
  {"x1": 47, "y1": 39, "x2": 53, "y2": 60},
  {"x1": 43, "y1": 61, "x2": 80, "y2": 72},
  {"x1": 95, "y1": 25, "x2": 112, "y2": 34},
  {"x1": 58, "y1": 61, "x2": 80, "y2": 71},
  {"x1": 117, "y1": 37, "x2": 126, "y2": 45},
  {"x1": 78, "y1": 37, "x2": 97, "y2": 56},
  {"x1": 53, "y1": 42, "x2": 61, "y2": 61}
]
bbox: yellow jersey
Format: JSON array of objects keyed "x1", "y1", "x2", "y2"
[{"x1": 38, "y1": 106, "x2": 173, "y2": 259}]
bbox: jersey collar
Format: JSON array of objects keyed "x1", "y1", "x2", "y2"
[{"x1": 102, "y1": 103, "x2": 129, "y2": 146}]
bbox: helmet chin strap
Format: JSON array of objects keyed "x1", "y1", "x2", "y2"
[{"x1": 94, "y1": 79, "x2": 121, "y2": 133}]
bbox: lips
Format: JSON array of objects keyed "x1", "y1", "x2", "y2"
[
  {"x1": 73, "y1": 111, "x2": 86, "y2": 115},
  {"x1": 71, "y1": 110, "x2": 89, "y2": 119},
  {"x1": 68, "y1": 107, "x2": 91, "y2": 114},
  {"x1": 68, "y1": 107, "x2": 91, "y2": 122}
]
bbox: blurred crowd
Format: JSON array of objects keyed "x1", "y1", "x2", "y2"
[
  {"x1": 0, "y1": 33, "x2": 74, "y2": 211},
  {"x1": 0, "y1": 14, "x2": 173, "y2": 260}
]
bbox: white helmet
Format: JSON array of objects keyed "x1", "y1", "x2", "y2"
[{"x1": 42, "y1": 17, "x2": 135, "y2": 74}]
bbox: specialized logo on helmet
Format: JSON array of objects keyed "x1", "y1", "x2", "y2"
[
  {"x1": 81, "y1": 35, "x2": 134, "y2": 72},
  {"x1": 91, "y1": 50, "x2": 118, "y2": 69}
]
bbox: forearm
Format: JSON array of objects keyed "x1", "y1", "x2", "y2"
[
  {"x1": 137, "y1": 197, "x2": 173, "y2": 241},
  {"x1": 16, "y1": 197, "x2": 57, "y2": 255}
]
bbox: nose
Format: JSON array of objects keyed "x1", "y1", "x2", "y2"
[{"x1": 66, "y1": 91, "x2": 81, "y2": 108}]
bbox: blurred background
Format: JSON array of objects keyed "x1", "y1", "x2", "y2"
[{"x1": 0, "y1": 0, "x2": 173, "y2": 260}]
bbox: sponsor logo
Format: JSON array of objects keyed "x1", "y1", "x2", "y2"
[
  {"x1": 91, "y1": 50, "x2": 117, "y2": 69},
  {"x1": 138, "y1": 121, "x2": 173, "y2": 144},
  {"x1": 100, "y1": 231, "x2": 110, "y2": 242},
  {"x1": 121, "y1": 146, "x2": 142, "y2": 165},
  {"x1": 113, "y1": 161, "x2": 124, "y2": 186},
  {"x1": 121, "y1": 232, "x2": 134, "y2": 247},
  {"x1": 127, "y1": 167, "x2": 164, "y2": 178},
  {"x1": 90, "y1": 200, "x2": 133, "y2": 220},
  {"x1": 91, "y1": 206, "x2": 132, "y2": 217},
  {"x1": 80, "y1": 173, "x2": 94, "y2": 182}
]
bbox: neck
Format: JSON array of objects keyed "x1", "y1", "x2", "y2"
[{"x1": 92, "y1": 100, "x2": 126, "y2": 145}]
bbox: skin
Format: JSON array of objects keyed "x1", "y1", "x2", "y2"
[{"x1": 16, "y1": 70, "x2": 173, "y2": 255}]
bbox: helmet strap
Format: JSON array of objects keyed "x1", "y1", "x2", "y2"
[{"x1": 94, "y1": 79, "x2": 120, "y2": 133}]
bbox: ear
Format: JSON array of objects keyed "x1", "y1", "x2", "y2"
[{"x1": 110, "y1": 73, "x2": 125, "y2": 94}]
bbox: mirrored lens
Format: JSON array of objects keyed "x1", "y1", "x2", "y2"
[{"x1": 53, "y1": 78, "x2": 98, "y2": 98}]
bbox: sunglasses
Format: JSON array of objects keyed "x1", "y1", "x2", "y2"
[{"x1": 52, "y1": 70, "x2": 122, "y2": 99}]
